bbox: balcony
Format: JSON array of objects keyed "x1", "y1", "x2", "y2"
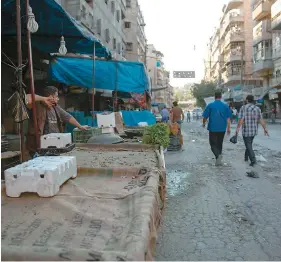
[
  {"x1": 252, "y1": 0, "x2": 272, "y2": 21},
  {"x1": 253, "y1": 48, "x2": 273, "y2": 73},
  {"x1": 225, "y1": 49, "x2": 243, "y2": 64},
  {"x1": 220, "y1": 12, "x2": 244, "y2": 38},
  {"x1": 223, "y1": 30, "x2": 244, "y2": 50},
  {"x1": 222, "y1": 71, "x2": 241, "y2": 83},
  {"x1": 253, "y1": 20, "x2": 272, "y2": 45},
  {"x1": 271, "y1": 76, "x2": 281, "y2": 87},
  {"x1": 225, "y1": 0, "x2": 243, "y2": 13},
  {"x1": 272, "y1": 45, "x2": 281, "y2": 59},
  {"x1": 271, "y1": 0, "x2": 281, "y2": 30}
]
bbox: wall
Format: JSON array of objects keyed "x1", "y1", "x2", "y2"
[
  {"x1": 124, "y1": 0, "x2": 146, "y2": 62},
  {"x1": 56, "y1": 0, "x2": 126, "y2": 59}
]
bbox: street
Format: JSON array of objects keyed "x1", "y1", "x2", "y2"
[{"x1": 155, "y1": 120, "x2": 281, "y2": 261}]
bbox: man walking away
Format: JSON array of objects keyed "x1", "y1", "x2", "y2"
[
  {"x1": 160, "y1": 105, "x2": 169, "y2": 123},
  {"x1": 171, "y1": 101, "x2": 184, "y2": 127},
  {"x1": 203, "y1": 92, "x2": 232, "y2": 166},
  {"x1": 235, "y1": 95, "x2": 269, "y2": 167}
]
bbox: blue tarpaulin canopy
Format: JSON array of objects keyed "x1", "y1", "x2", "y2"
[
  {"x1": 49, "y1": 56, "x2": 150, "y2": 94},
  {"x1": 1, "y1": 0, "x2": 111, "y2": 58}
]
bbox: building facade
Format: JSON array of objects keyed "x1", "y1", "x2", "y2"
[
  {"x1": 55, "y1": 0, "x2": 127, "y2": 60},
  {"x1": 205, "y1": 0, "x2": 262, "y2": 103},
  {"x1": 124, "y1": 0, "x2": 147, "y2": 63},
  {"x1": 146, "y1": 44, "x2": 174, "y2": 107}
]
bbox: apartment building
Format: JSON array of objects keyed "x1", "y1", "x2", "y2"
[
  {"x1": 271, "y1": 0, "x2": 281, "y2": 110},
  {"x1": 252, "y1": 0, "x2": 275, "y2": 99},
  {"x1": 124, "y1": 0, "x2": 147, "y2": 63},
  {"x1": 146, "y1": 44, "x2": 174, "y2": 106},
  {"x1": 55, "y1": 0, "x2": 127, "y2": 60},
  {"x1": 205, "y1": 0, "x2": 262, "y2": 102}
]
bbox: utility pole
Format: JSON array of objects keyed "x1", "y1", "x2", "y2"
[{"x1": 240, "y1": 47, "x2": 243, "y2": 89}]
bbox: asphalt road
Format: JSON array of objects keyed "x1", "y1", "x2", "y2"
[{"x1": 155, "y1": 120, "x2": 281, "y2": 261}]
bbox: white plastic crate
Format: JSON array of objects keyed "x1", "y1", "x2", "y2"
[
  {"x1": 97, "y1": 113, "x2": 116, "y2": 128},
  {"x1": 4, "y1": 156, "x2": 77, "y2": 198},
  {"x1": 40, "y1": 133, "x2": 72, "y2": 149}
]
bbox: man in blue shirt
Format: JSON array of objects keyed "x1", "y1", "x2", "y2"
[{"x1": 202, "y1": 92, "x2": 232, "y2": 166}]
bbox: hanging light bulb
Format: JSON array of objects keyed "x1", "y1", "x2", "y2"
[
  {"x1": 27, "y1": 6, "x2": 39, "y2": 33},
  {"x1": 58, "y1": 36, "x2": 67, "y2": 55}
]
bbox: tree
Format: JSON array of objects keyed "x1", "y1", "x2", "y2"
[{"x1": 191, "y1": 81, "x2": 216, "y2": 108}]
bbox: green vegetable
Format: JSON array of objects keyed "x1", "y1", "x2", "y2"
[{"x1": 142, "y1": 123, "x2": 170, "y2": 148}]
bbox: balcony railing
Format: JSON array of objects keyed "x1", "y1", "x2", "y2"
[
  {"x1": 253, "y1": 47, "x2": 273, "y2": 62},
  {"x1": 253, "y1": 47, "x2": 274, "y2": 72},
  {"x1": 225, "y1": 49, "x2": 243, "y2": 63},
  {"x1": 272, "y1": 45, "x2": 281, "y2": 59},
  {"x1": 220, "y1": 11, "x2": 244, "y2": 38},
  {"x1": 271, "y1": 75, "x2": 281, "y2": 87},
  {"x1": 223, "y1": 30, "x2": 244, "y2": 50},
  {"x1": 252, "y1": 0, "x2": 272, "y2": 21},
  {"x1": 271, "y1": 0, "x2": 281, "y2": 30},
  {"x1": 253, "y1": 20, "x2": 272, "y2": 45}
]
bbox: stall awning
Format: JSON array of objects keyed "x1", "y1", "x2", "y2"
[
  {"x1": 49, "y1": 56, "x2": 150, "y2": 94},
  {"x1": 1, "y1": 0, "x2": 111, "y2": 58},
  {"x1": 49, "y1": 57, "x2": 150, "y2": 94}
]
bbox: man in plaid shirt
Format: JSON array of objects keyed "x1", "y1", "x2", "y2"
[{"x1": 236, "y1": 95, "x2": 269, "y2": 166}]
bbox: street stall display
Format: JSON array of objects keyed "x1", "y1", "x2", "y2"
[{"x1": 1, "y1": 143, "x2": 166, "y2": 261}]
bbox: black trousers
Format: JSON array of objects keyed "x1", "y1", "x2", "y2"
[
  {"x1": 243, "y1": 136, "x2": 256, "y2": 163},
  {"x1": 209, "y1": 132, "x2": 225, "y2": 159}
]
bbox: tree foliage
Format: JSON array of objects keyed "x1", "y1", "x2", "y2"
[{"x1": 191, "y1": 81, "x2": 216, "y2": 108}]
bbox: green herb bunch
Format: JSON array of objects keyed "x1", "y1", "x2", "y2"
[{"x1": 142, "y1": 123, "x2": 170, "y2": 148}]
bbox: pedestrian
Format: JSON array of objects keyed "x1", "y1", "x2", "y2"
[
  {"x1": 272, "y1": 106, "x2": 277, "y2": 123},
  {"x1": 202, "y1": 91, "x2": 232, "y2": 166},
  {"x1": 171, "y1": 101, "x2": 184, "y2": 128},
  {"x1": 160, "y1": 105, "x2": 169, "y2": 123},
  {"x1": 235, "y1": 95, "x2": 269, "y2": 167},
  {"x1": 232, "y1": 107, "x2": 238, "y2": 123},
  {"x1": 186, "y1": 111, "x2": 191, "y2": 122}
]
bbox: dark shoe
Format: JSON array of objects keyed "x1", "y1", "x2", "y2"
[{"x1": 249, "y1": 162, "x2": 257, "y2": 167}]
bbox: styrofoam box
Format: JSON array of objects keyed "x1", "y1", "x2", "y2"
[
  {"x1": 40, "y1": 133, "x2": 72, "y2": 149},
  {"x1": 97, "y1": 113, "x2": 116, "y2": 128},
  {"x1": 102, "y1": 127, "x2": 115, "y2": 134},
  {"x1": 4, "y1": 156, "x2": 77, "y2": 198}
]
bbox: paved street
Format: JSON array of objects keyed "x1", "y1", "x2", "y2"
[{"x1": 155, "y1": 120, "x2": 281, "y2": 261}]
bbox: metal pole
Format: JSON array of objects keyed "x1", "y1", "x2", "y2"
[
  {"x1": 92, "y1": 44, "x2": 96, "y2": 120},
  {"x1": 114, "y1": 62, "x2": 118, "y2": 112},
  {"x1": 26, "y1": 0, "x2": 39, "y2": 151},
  {"x1": 16, "y1": 0, "x2": 24, "y2": 162}
]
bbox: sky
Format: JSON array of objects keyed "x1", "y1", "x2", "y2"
[{"x1": 138, "y1": 0, "x2": 228, "y2": 87}]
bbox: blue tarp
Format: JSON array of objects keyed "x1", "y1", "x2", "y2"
[
  {"x1": 121, "y1": 110, "x2": 156, "y2": 126},
  {"x1": 1, "y1": 0, "x2": 111, "y2": 58},
  {"x1": 65, "y1": 110, "x2": 156, "y2": 132},
  {"x1": 49, "y1": 57, "x2": 150, "y2": 94}
]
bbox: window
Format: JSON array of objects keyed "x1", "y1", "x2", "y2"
[
  {"x1": 125, "y1": 22, "x2": 131, "y2": 28},
  {"x1": 116, "y1": 10, "x2": 120, "y2": 22},
  {"x1": 105, "y1": 29, "x2": 110, "y2": 43},
  {"x1": 113, "y1": 38, "x2": 117, "y2": 50},
  {"x1": 126, "y1": 0, "x2": 131, "y2": 8},
  {"x1": 126, "y1": 42, "x2": 133, "y2": 51},
  {"x1": 111, "y1": 1, "x2": 115, "y2": 14},
  {"x1": 97, "y1": 19, "x2": 102, "y2": 35}
]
